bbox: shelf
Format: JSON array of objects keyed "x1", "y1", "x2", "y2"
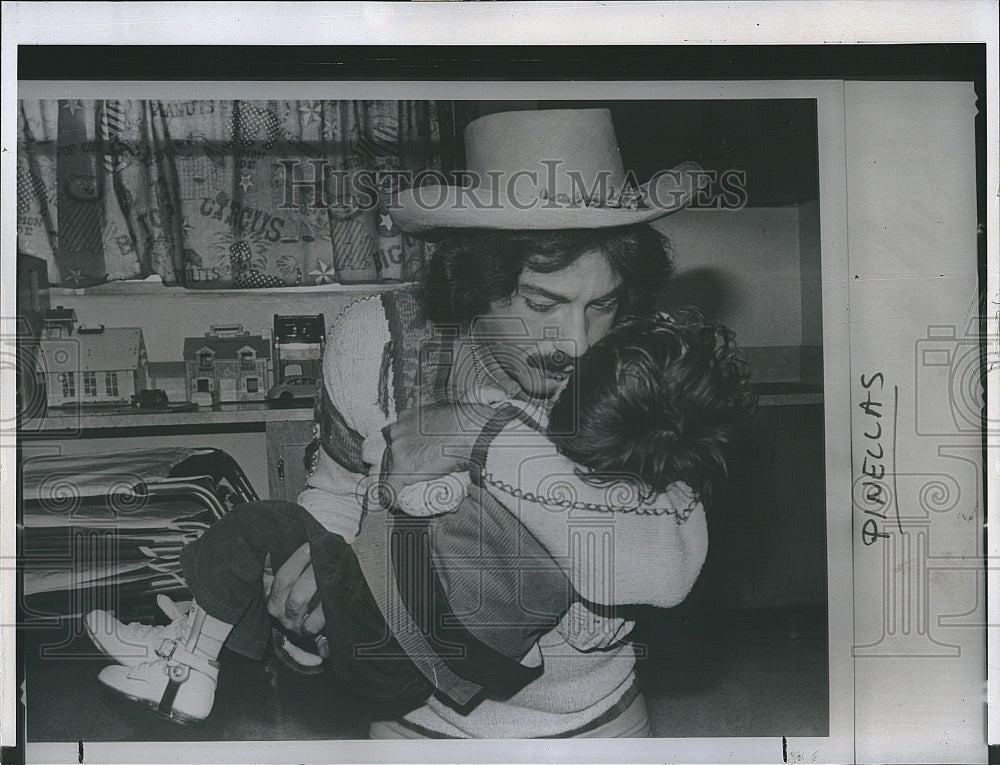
[
  {"x1": 23, "y1": 378, "x2": 821, "y2": 439},
  {"x1": 756, "y1": 392, "x2": 823, "y2": 406},
  {"x1": 26, "y1": 405, "x2": 314, "y2": 433},
  {"x1": 51, "y1": 279, "x2": 414, "y2": 298},
  {"x1": 752, "y1": 382, "x2": 824, "y2": 407}
]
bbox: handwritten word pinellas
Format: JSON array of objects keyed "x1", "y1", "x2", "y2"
[{"x1": 857, "y1": 372, "x2": 901, "y2": 544}]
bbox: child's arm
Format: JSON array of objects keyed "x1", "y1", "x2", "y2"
[
  {"x1": 391, "y1": 382, "x2": 522, "y2": 518},
  {"x1": 481, "y1": 420, "x2": 709, "y2": 610}
]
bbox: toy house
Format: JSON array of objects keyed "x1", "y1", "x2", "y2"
[
  {"x1": 272, "y1": 314, "x2": 325, "y2": 381},
  {"x1": 183, "y1": 324, "x2": 273, "y2": 406},
  {"x1": 146, "y1": 361, "x2": 188, "y2": 404},
  {"x1": 37, "y1": 307, "x2": 149, "y2": 408}
]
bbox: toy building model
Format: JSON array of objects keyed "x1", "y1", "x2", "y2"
[
  {"x1": 183, "y1": 324, "x2": 273, "y2": 406},
  {"x1": 272, "y1": 314, "x2": 325, "y2": 381},
  {"x1": 146, "y1": 361, "x2": 188, "y2": 404},
  {"x1": 37, "y1": 307, "x2": 149, "y2": 408},
  {"x1": 266, "y1": 314, "x2": 325, "y2": 407}
]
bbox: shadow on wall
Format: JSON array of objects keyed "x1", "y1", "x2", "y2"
[{"x1": 657, "y1": 267, "x2": 742, "y2": 324}]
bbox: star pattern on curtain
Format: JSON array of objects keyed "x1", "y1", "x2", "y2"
[
  {"x1": 18, "y1": 99, "x2": 442, "y2": 288},
  {"x1": 309, "y1": 260, "x2": 337, "y2": 285}
]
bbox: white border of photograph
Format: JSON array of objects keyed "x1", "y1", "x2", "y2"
[{"x1": 3, "y1": 3, "x2": 997, "y2": 764}]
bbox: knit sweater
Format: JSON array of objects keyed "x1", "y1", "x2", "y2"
[{"x1": 297, "y1": 289, "x2": 709, "y2": 738}]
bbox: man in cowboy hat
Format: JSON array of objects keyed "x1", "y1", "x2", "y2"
[
  {"x1": 90, "y1": 108, "x2": 712, "y2": 738},
  {"x1": 271, "y1": 108, "x2": 712, "y2": 738}
]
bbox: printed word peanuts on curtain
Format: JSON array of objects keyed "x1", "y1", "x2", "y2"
[{"x1": 17, "y1": 100, "x2": 442, "y2": 289}]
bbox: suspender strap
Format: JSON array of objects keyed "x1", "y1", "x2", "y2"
[
  {"x1": 352, "y1": 500, "x2": 484, "y2": 707},
  {"x1": 470, "y1": 403, "x2": 544, "y2": 471}
]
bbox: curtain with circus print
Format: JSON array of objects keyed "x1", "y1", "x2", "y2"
[{"x1": 17, "y1": 100, "x2": 446, "y2": 289}]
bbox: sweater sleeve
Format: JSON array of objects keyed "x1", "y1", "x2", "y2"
[
  {"x1": 481, "y1": 420, "x2": 709, "y2": 609},
  {"x1": 297, "y1": 296, "x2": 394, "y2": 541}
]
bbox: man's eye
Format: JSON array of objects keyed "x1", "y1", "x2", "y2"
[
  {"x1": 591, "y1": 299, "x2": 619, "y2": 314},
  {"x1": 524, "y1": 298, "x2": 558, "y2": 313}
]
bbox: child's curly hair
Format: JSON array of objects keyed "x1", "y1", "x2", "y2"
[{"x1": 546, "y1": 309, "x2": 758, "y2": 507}]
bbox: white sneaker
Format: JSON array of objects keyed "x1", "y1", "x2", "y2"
[
  {"x1": 97, "y1": 638, "x2": 220, "y2": 725},
  {"x1": 85, "y1": 595, "x2": 191, "y2": 667}
]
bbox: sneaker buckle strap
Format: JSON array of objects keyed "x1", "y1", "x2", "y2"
[
  {"x1": 156, "y1": 638, "x2": 178, "y2": 661},
  {"x1": 154, "y1": 639, "x2": 220, "y2": 678},
  {"x1": 156, "y1": 663, "x2": 188, "y2": 716}
]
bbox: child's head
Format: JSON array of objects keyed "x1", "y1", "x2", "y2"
[{"x1": 546, "y1": 309, "x2": 757, "y2": 506}]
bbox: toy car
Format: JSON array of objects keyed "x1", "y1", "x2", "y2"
[
  {"x1": 132, "y1": 389, "x2": 169, "y2": 409},
  {"x1": 266, "y1": 376, "x2": 319, "y2": 408}
]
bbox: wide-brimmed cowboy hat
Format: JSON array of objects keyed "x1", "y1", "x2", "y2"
[{"x1": 389, "y1": 108, "x2": 707, "y2": 233}]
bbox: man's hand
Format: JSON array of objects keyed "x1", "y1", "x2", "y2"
[
  {"x1": 264, "y1": 545, "x2": 326, "y2": 645},
  {"x1": 556, "y1": 601, "x2": 636, "y2": 652},
  {"x1": 264, "y1": 404, "x2": 493, "y2": 644},
  {"x1": 380, "y1": 402, "x2": 494, "y2": 502}
]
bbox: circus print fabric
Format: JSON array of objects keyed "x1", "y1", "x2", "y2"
[{"x1": 17, "y1": 100, "x2": 444, "y2": 289}]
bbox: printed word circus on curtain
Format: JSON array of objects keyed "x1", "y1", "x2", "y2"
[{"x1": 16, "y1": 100, "x2": 444, "y2": 289}]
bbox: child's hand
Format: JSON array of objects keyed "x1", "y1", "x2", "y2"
[
  {"x1": 379, "y1": 403, "x2": 493, "y2": 501},
  {"x1": 395, "y1": 472, "x2": 471, "y2": 516},
  {"x1": 556, "y1": 601, "x2": 635, "y2": 652}
]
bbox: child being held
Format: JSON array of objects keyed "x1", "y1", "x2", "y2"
[
  {"x1": 85, "y1": 309, "x2": 755, "y2": 725},
  {"x1": 401, "y1": 308, "x2": 754, "y2": 517}
]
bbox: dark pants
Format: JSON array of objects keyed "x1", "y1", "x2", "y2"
[{"x1": 180, "y1": 500, "x2": 434, "y2": 708}]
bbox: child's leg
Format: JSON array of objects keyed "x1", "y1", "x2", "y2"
[
  {"x1": 178, "y1": 500, "x2": 328, "y2": 660},
  {"x1": 89, "y1": 500, "x2": 326, "y2": 723},
  {"x1": 88, "y1": 500, "x2": 323, "y2": 665}
]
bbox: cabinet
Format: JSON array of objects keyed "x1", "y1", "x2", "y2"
[
  {"x1": 20, "y1": 405, "x2": 316, "y2": 503},
  {"x1": 265, "y1": 418, "x2": 316, "y2": 502}
]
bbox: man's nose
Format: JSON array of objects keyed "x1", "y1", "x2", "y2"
[{"x1": 553, "y1": 310, "x2": 589, "y2": 360}]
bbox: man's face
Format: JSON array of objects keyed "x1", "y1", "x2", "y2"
[{"x1": 473, "y1": 249, "x2": 624, "y2": 399}]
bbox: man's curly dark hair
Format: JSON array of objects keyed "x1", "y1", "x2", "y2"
[
  {"x1": 546, "y1": 309, "x2": 758, "y2": 507},
  {"x1": 420, "y1": 225, "x2": 673, "y2": 327}
]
